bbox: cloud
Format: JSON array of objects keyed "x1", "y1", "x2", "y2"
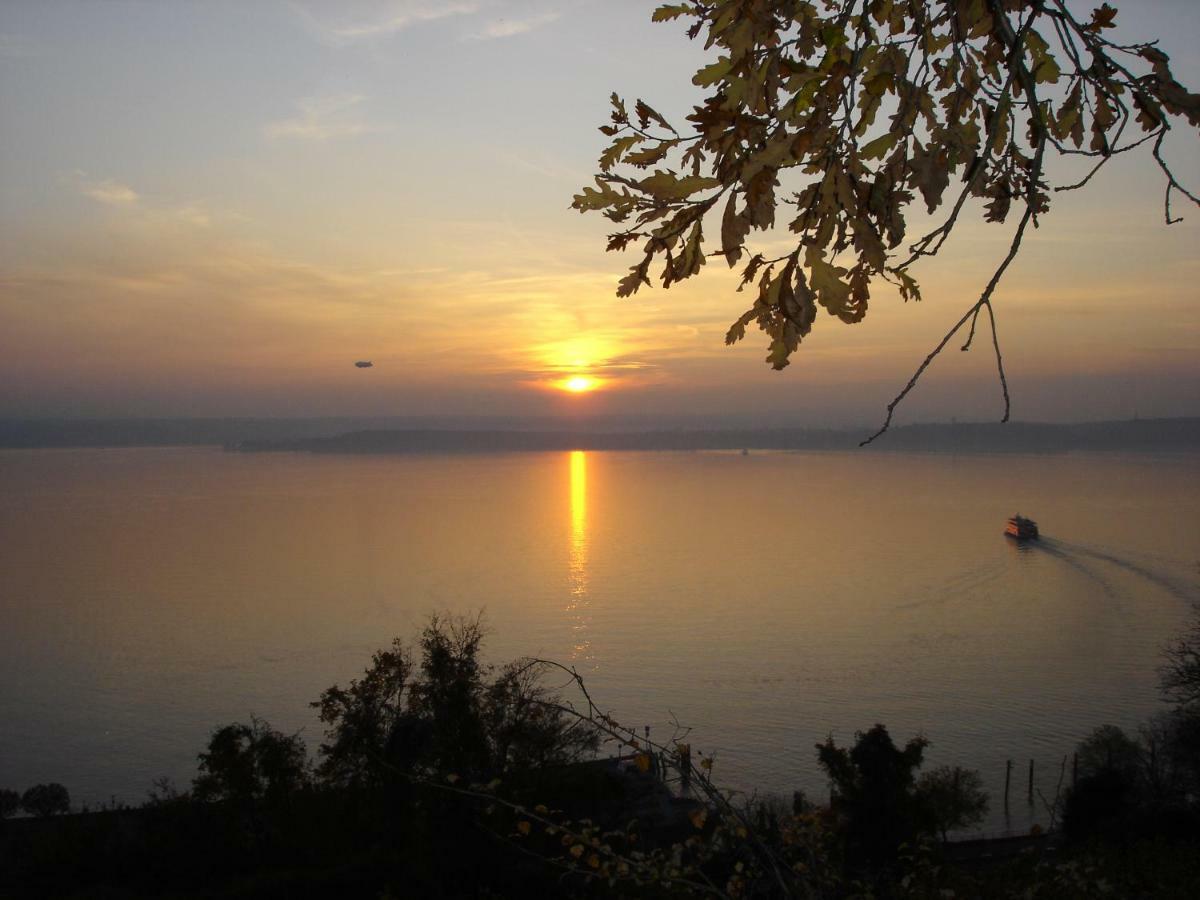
[
  {"x1": 466, "y1": 11, "x2": 559, "y2": 40},
  {"x1": 79, "y1": 177, "x2": 140, "y2": 207},
  {"x1": 63, "y1": 171, "x2": 227, "y2": 230},
  {"x1": 291, "y1": 1, "x2": 480, "y2": 43},
  {"x1": 264, "y1": 93, "x2": 385, "y2": 142}
]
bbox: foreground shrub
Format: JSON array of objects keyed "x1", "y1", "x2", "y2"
[
  {"x1": 21, "y1": 783, "x2": 70, "y2": 817},
  {"x1": 312, "y1": 614, "x2": 600, "y2": 788},
  {"x1": 192, "y1": 718, "x2": 309, "y2": 805},
  {"x1": 0, "y1": 787, "x2": 20, "y2": 818}
]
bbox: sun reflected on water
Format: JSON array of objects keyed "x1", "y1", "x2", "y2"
[{"x1": 566, "y1": 450, "x2": 592, "y2": 662}]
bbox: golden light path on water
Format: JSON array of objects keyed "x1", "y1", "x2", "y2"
[{"x1": 566, "y1": 450, "x2": 592, "y2": 663}]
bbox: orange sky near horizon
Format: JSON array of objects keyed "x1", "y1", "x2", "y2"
[{"x1": 1, "y1": 0, "x2": 1198, "y2": 425}]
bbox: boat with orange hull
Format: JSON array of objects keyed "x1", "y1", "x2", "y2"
[{"x1": 1005, "y1": 514, "x2": 1039, "y2": 540}]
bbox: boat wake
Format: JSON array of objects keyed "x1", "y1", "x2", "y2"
[
  {"x1": 1029, "y1": 539, "x2": 1121, "y2": 600},
  {"x1": 892, "y1": 559, "x2": 1010, "y2": 612},
  {"x1": 1037, "y1": 538, "x2": 1199, "y2": 604}
]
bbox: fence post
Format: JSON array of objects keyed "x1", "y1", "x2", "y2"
[
  {"x1": 1004, "y1": 759, "x2": 1012, "y2": 810},
  {"x1": 1028, "y1": 758, "x2": 1035, "y2": 804}
]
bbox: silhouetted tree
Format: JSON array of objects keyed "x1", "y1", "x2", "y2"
[
  {"x1": 313, "y1": 615, "x2": 599, "y2": 787},
  {"x1": 817, "y1": 724, "x2": 928, "y2": 869},
  {"x1": 483, "y1": 659, "x2": 598, "y2": 772},
  {"x1": 1075, "y1": 724, "x2": 1143, "y2": 782},
  {"x1": 916, "y1": 765, "x2": 989, "y2": 841},
  {"x1": 144, "y1": 776, "x2": 187, "y2": 807},
  {"x1": 21, "y1": 783, "x2": 70, "y2": 817},
  {"x1": 404, "y1": 613, "x2": 491, "y2": 776},
  {"x1": 192, "y1": 718, "x2": 308, "y2": 805},
  {"x1": 0, "y1": 788, "x2": 20, "y2": 819},
  {"x1": 1063, "y1": 768, "x2": 1138, "y2": 842},
  {"x1": 312, "y1": 637, "x2": 414, "y2": 787},
  {"x1": 1148, "y1": 608, "x2": 1200, "y2": 817},
  {"x1": 1140, "y1": 710, "x2": 1200, "y2": 813},
  {"x1": 1161, "y1": 608, "x2": 1200, "y2": 709}
]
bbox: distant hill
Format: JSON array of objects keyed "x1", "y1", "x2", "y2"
[
  {"x1": 0, "y1": 417, "x2": 416, "y2": 448},
  {"x1": 3, "y1": 417, "x2": 1196, "y2": 454},
  {"x1": 231, "y1": 418, "x2": 1200, "y2": 455},
  {"x1": 856, "y1": 418, "x2": 1200, "y2": 453}
]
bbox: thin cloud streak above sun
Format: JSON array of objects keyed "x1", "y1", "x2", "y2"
[
  {"x1": 289, "y1": 1, "x2": 481, "y2": 44},
  {"x1": 73, "y1": 173, "x2": 139, "y2": 207},
  {"x1": 466, "y1": 11, "x2": 561, "y2": 41},
  {"x1": 264, "y1": 93, "x2": 385, "y2": 142}
]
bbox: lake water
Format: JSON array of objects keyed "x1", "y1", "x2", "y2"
[{"x1": 1, "y1": 447, "x2": 1197, "y2": 833}]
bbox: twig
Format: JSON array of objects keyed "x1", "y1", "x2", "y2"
[{"x1": 861, "y1": 197, "x2": 1034, "y2": 445}]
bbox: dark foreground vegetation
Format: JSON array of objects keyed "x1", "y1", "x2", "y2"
[{"x1": 3, "y1": 611, "x2": 1199, "y2": 898}]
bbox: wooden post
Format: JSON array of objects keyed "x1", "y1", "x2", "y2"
[
  {"x1": 1072, "y1": 753, "x2": 1078, "y2": 786},
  {"x1": 1004, "y1": 759, "x2": 1012, "y2": 810},
  {"x1": 1028, "y1": 759, "x2": 1035, "y2": 804}
]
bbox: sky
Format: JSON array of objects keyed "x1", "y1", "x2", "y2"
[{"x1": 1, "y1": 0, "x2": 1198, "y2": 427}]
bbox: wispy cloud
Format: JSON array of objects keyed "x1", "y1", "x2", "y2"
[
  {"x1": 291, "y1": 1, "x2": 480, "y2": 44},
  {"x1": 79, "y1": 176, "x2": 140, "y2": 207},
  {"x1": 264, "y1": 93, "x2": 385, "y2": 142},
  {"x1": 466, "y1": 11, "x2": 559, "y2": 40},
  {"x1": 64, "y1": 171, "x2": 226, "y2": 228}
]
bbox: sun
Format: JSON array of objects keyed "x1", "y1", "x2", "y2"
[{"x1": 561, "y1": 375, "x2": 597, "y2": 393}]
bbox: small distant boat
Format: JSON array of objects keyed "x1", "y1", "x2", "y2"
[{"x1": 1005, "y1": 514, "x2": 1039, "y2": 540}]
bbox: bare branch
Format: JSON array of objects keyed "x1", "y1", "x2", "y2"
[{"x1": 862, "y1": 200, "x2": 1036, "y2": 446}]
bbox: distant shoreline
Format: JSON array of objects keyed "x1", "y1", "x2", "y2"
[{"x1": 2, "y1": 417, "x2": 1196, "y2": 454}]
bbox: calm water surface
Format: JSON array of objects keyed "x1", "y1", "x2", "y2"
[{"x1": 1, "y1": 447, "x2": 1197, "y2": 832}]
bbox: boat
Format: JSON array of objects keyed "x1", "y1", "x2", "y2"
[{"x1": 1005, "y1": 514, "x2": 1039, "y2": 540}]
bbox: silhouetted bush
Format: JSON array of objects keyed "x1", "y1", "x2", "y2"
[
  {"x1": 20, "y1": 783, "x2": 70, "y2": 817},
  {"x1": 0, "y1": 788, "x2": 19, "y2": 819},
  {"x1": 312, "y1": 614, "x2": 599, "y2": 789},
  {"x1": 916, "y1": 765, "x2": 989, "y2": 840},
  {"x1": 1063, "y1": 768, "x2": 1139, "y2": 842},
  {"x1": 1075, "y1": 723, "x2": 1142, "y2": 782},
  {"x1": 193, "y1": 718, "x2": 309, "y2": 806},
  {"x1": 816, "y1": 724, "x2": 930, "y2": 872},
  {"x1": 1161, "y1": 608, "x2": 1200, "y2": 709}
]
